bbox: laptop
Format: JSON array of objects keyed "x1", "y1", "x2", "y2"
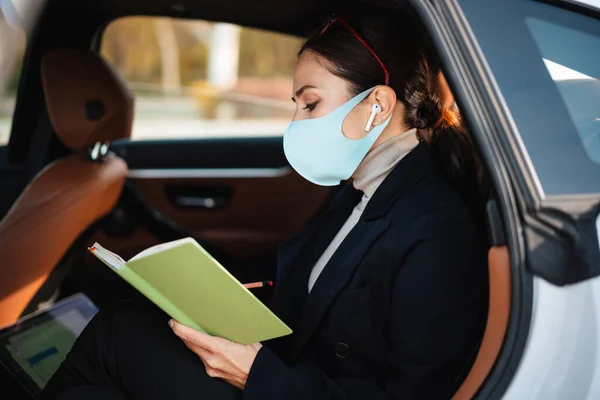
[{"x1": 0, "y1": 294, "x2": 98, "y2": 398}]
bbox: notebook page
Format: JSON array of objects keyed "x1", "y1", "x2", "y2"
[
  {"x1": 129, "y1": 237, "x2": 195, "y2": 262},
  {"x1": 89, "y1": 243, "x2": 126, "y2": 270}
]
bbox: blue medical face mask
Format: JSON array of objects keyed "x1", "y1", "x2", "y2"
[{"x1": 283, "y1": 86, "x2": 391, "y2": 186}]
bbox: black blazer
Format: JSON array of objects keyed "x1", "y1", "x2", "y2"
[{"x1": 244, "y1": 142, "x2": 489, "y2": 400}]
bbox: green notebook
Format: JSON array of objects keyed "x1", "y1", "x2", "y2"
[{"x1": 89, "y1": 238, "x2": 291, "y2": 344}]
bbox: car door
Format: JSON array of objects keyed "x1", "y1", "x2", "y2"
[
  {"x1": 428, "y1": 0, "x2": 600, "y2": 398},
  {"x1": 91, "y1": 17, "x2": 332, "y2": 265}
]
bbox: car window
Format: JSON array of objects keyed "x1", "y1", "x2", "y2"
[
  {"x1": 0, "y1": 10, "x2": 26, "y2": 147},
  {"x1": 527, "y1": 17, "x2": 600, "y2": 165},
  {"x1": 459, "y1": 0, "x2": 600, "y2": 196},
  {"x1": 100, "y1": 17, "x2": 302, "y2": 141}
]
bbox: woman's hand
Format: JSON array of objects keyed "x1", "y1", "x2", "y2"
[{"x1": 170, "y1": 320, "x2": 262, "y2": 390}]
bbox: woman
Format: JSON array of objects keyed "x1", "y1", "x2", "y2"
[{"x1": 43, "y1": 9, "x2": 488, "y2": 400}]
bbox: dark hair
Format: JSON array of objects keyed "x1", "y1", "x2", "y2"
[{"x1": 300, "y1": 9, "x2": 483, "y2": 190}]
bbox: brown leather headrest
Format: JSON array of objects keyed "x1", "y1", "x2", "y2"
[{"x1": 41, "y1": 49, "x2": 134, "y2": 150}]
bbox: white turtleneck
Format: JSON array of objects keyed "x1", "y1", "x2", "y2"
[{"x1": 307, "y1": 129, "x2": 420, "y2": 293}]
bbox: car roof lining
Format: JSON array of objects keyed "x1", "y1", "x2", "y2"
[{"x1": 45, "y1": 0, "x2": 407, "y2": 37}]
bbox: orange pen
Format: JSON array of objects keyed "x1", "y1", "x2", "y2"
[{"x1": 243, "y1": 281, "x2": 274, "y2": 289}]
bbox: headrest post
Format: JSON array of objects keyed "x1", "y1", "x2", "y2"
[
  {"x1": 89, "y1": 141, "x2": 110, "y2": 162},
  {"x1": 90, "y1": 142, "x2": 101, "y2": 161}
]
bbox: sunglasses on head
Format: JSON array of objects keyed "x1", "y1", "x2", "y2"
[{"x1": 319, "y1": 14, "x2": 390, "y2": 86}]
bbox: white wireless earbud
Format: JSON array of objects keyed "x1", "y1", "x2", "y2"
[{"x1": 365, "y1": 104, "x2": 382, "y2": 131}]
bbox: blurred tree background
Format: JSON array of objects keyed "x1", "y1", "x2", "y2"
[{"x1": 101, "y1": 17, "x2": 302, "y2": 94}]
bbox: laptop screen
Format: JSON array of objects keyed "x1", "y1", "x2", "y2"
[{"x1": 0, "y1": 294, "x2": 98, "y2": 396}]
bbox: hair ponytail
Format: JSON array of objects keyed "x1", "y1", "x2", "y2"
[
  {"x1": 430, "y1": 117, "x2": 488, "y2": 232},
  {"x1": 428, "y1": 112, "x2": 482, "y2": 184},
  {"x1": 399, "y1": 56, "x2": 482, "y2": 188},
  {"x1": 412, "y1": 96, "x2": 482, "y2": 186}
]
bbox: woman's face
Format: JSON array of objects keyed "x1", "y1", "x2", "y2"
[
  {"x1": 291, "y1": 50, "x2": 352, "y2": 121},
  {"x1": 291, "y1": 50, "x2": 374, "y2": 140}
]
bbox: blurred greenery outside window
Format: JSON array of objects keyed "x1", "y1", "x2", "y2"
[
  {"x1": 0, "y1": 11, "x2": 26, "y2": 146},
  {"x1": 101, "y1": 17, "x2": 304, "y2": 141}
]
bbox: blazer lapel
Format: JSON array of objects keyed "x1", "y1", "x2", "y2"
[
  {"x1": 274, "y1": 185, "x2": 363, "y2": 330},
  {"x1": 288, "y1": 217, "x2": 391, "y2": 360}
]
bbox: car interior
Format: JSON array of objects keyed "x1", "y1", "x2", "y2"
[{"x1": 0, "y1": 0, "x2": 512, "y2": 398}]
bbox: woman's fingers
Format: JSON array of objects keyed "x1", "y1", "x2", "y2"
[
  {"x1": 170, "y1": 322, "x2": 229, "y2": 371},
  {"x1": 179, "y1": 336, "x2": 228, "y2": 378},
  {"x1": 170, "y1": 320, "x2": 222, "y2": 351},
  {"x1": 250, "y1": 342, "x2": 263, "y2": 351},
  {"x1": 183, "y1": 339, "x2": 212, "y2": 358},
  {"x1": 170, "y1": 319, "x2": 258, "y2": 390},
  {"x1": 188, "y1": 344, "x2": 239, "y2": 386}
]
